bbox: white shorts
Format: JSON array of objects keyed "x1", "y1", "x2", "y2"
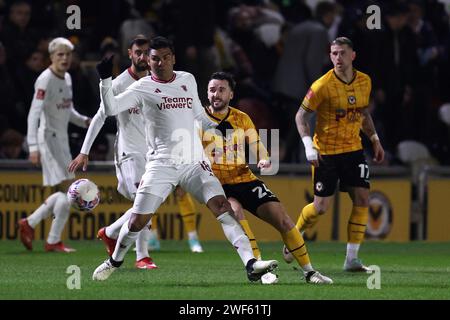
[
  {"x1": 115, "y1": 152, "x2": 146, "y2": 201},
  {"x1": 38, "y1": 130, "x2": 75, "y2": 187},
  {"x1": 132, "y1": 160, "x2": 225, "y2": 214}
]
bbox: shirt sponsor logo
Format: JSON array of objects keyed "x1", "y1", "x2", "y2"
[
  {"x1": 128, "y1": 107, "x2": 140, "y2": 114},
  {"x1": 56, "y1": 98, "x2": 72, "y2": 109},
  {"x1": 36, "y1": 89, "x2": 46, "y2": 100},
  {"x1": 157, "y1": 97, "x2": 193, "y2": 110},
  {"x1": 335, "y1": 107, "x2": 362, "y2": 122}
]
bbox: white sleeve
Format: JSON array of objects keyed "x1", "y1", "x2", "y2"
[
  {"x1": 69, "y1": 105, "x2": 90, "y2": 128},
  {"x1": 80, "y1": 105, "x2": 108, "y2": 155},
  {"x1": 100, "y1": 78, "x2": 141, "y2": 116},
  {"x1": 190, "y1": 75, "x2": 216, "y2": 130},
  {"x1": 26, "y1": 78, "x2": 49, "y2": 153}
]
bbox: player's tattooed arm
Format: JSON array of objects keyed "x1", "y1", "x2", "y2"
[
  {"x1": 295, "y1": 106, "x2": 314, "y2": 138},
  {"x1": 361, "y1": 107, "x2": 385, "y2": 163},
  {"x1": 361, "y1": 107, "x2": 377, "y2": 140},
  {"x1": 296, "y1": 106, "x2": 319, "y2": 166}
]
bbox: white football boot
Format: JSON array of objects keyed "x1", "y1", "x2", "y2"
[
  {"x1": 304, "y1": 270, "x2": 333, "y2": 284},
  {"x1": 92, "y1": 259, "x2": 118, "y2": 281}
]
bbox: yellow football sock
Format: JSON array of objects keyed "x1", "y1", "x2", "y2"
[
  {"x1": 178, "y1": 192, "x2": 197, "y2": 233},
  {"x1": 282, "y1": 227, "x2": 311, "y2": 268},
  {"x1": 295, "y1": 203, "x2": 319, "y2": 232},
  {"x1": 239, "y1": 219, "x2": 261, "y2": 259},
  {"x1": 347, "y1": 206, "x2": 368, "y2": 244}
]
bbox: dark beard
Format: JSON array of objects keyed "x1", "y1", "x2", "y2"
[
  {"x1": 210, "y1": 100, "x2": 227, "y2": 112},
  {"x1": 134, "y1": 63, "x2": 148, "y2": 72}
]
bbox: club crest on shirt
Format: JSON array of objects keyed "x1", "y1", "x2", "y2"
[
  {"x1": 181, "y1": 85, "x2": 187, "y2": 92},
  {"x1": 348, "y1": 95, "x2": 356, "y2": 104}
]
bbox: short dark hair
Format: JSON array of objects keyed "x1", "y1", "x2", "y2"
[
  {"x1": 331, "y1": 37, "x2": 354, "y2": 49},
  {"x1": 149, "y1": 36, "x2": 175, "y2": 53},
  {"x1": 128, "y1": 36, "x2": 149, "y2": 49},
  {"x1": 210, "y1": 72, "x2": 236, "y2": 91},
  {"x1": 315, "y1": 1, "x2": 335, "y2": 20}
]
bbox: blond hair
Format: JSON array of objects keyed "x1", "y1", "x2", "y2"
[{"x1": 48, "y1": 37, "x2": 74, "y2": 54}]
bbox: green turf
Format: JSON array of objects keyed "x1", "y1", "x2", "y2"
[{"x1": 1, "y1": 240, "x2": 449, "y2": 300}]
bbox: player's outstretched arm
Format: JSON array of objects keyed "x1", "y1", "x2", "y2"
[
  {"x1": 69, "y1": 106, "x2": 91, "y2": 128},
  {"x1": 68, "y1": 105, "x2": 109, "y2": 173},
  {"x1": 79, "y1": 107, "x2": 107, "y2": 156},
  {"x1": 68, "y1": 153, "x2": 89, "y2": 172}
]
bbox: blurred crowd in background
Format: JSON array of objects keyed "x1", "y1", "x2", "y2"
[{"x1": 0, "y1": 0, "x2": 449, "y2": 167}]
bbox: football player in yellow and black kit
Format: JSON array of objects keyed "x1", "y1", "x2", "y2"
[
  {"x1": 202, "y1": 71, "x2": 333, "y2": 284},
  {"x1": 290, "y1": 37, "x2": 385, "y2": 271}
]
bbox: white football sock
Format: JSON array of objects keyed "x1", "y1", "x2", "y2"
[
  {"x1": 47, "y1": 192, "x2": 70, "y2": 244},
  {"x1": 217, "y1": 212, "x2": 254, "y2": 266},
  {"x1": 112, "y1": 220, "x2": 139, "y2": 262},
  {"x1": 105, "y1": 208, "x2": 133, "y2": 239},
  {"x1": 188, "y1": 231, "x2": 198, "y2": 241},
  {"x1": 27, "y1": 192, "x2": 60, "y2": 228},
  {"x1": 302, "y1": 263, "x2": 314, "y2": 272},
  {"x1": 135, "y1": 227, "x2": 151, "y2": 261},
  {"x1": 346, "y1": 243, "x2": 360, "y2": 261}
]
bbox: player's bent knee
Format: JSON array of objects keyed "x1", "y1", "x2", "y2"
[{"x1": 207, "y1": 195, "x2": 232, "y2": 214}]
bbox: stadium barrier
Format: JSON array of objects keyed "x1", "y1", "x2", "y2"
[
  {"x1": 1, "y1": 159, "x2": 446, "y2": 242},
  {"x1": 418, "y1": 166, "x2": 450, "y2": 241}
]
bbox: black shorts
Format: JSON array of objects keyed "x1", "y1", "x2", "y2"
[
  {"x1": 313, "y1": 150, "x2": 370, "y2": 197},
  {"x1": 222, "y1": 180, "x2": 280, "y2": 216}
]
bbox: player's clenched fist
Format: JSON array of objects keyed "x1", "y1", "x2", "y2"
[{"x1": 96, "y1": 55, "x2": 114, "y2": 79}]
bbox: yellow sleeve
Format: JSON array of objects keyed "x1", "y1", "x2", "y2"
[
  {"x1": 244, "y1": 114, "x2": 269, "y2": 161},
  {"x1": 301, "y1": 80, "x2": 324, "y2": 112},
  {"x1": 365, "y1": 75, "x2": 372, "y2": 107}
]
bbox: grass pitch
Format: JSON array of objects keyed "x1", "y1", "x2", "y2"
[{"x1": 1, "y1": 240, "x2": 449, "y2": 300}]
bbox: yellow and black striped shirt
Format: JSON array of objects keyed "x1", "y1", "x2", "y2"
[
  {"x1": 202, "y1": 107, "x2": 269, "y2": 185},
  {"x1": 301, "y1": 69, "x2": 371, "y2": 155}
]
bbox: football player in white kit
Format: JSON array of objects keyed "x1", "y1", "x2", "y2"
[
  {"x1": 19, "y1": 37, "x2": 91, "y2": 253},
  {"x1": 92, "y1": 36, "x2": 278, "y2": 283},
  {"x1": 68, "y1": 37, "x2": 157, "y2": 269}
]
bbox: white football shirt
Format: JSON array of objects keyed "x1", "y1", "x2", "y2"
[
  {"x1": 27, "y1": 68, "x2": 89, "y2": 153},
  {"x1": 101, "y1": 71, "x2": 215, "y2": 164},
  {"x1": 80, "y1": 68, "x2": 147, "y2": 160}
]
